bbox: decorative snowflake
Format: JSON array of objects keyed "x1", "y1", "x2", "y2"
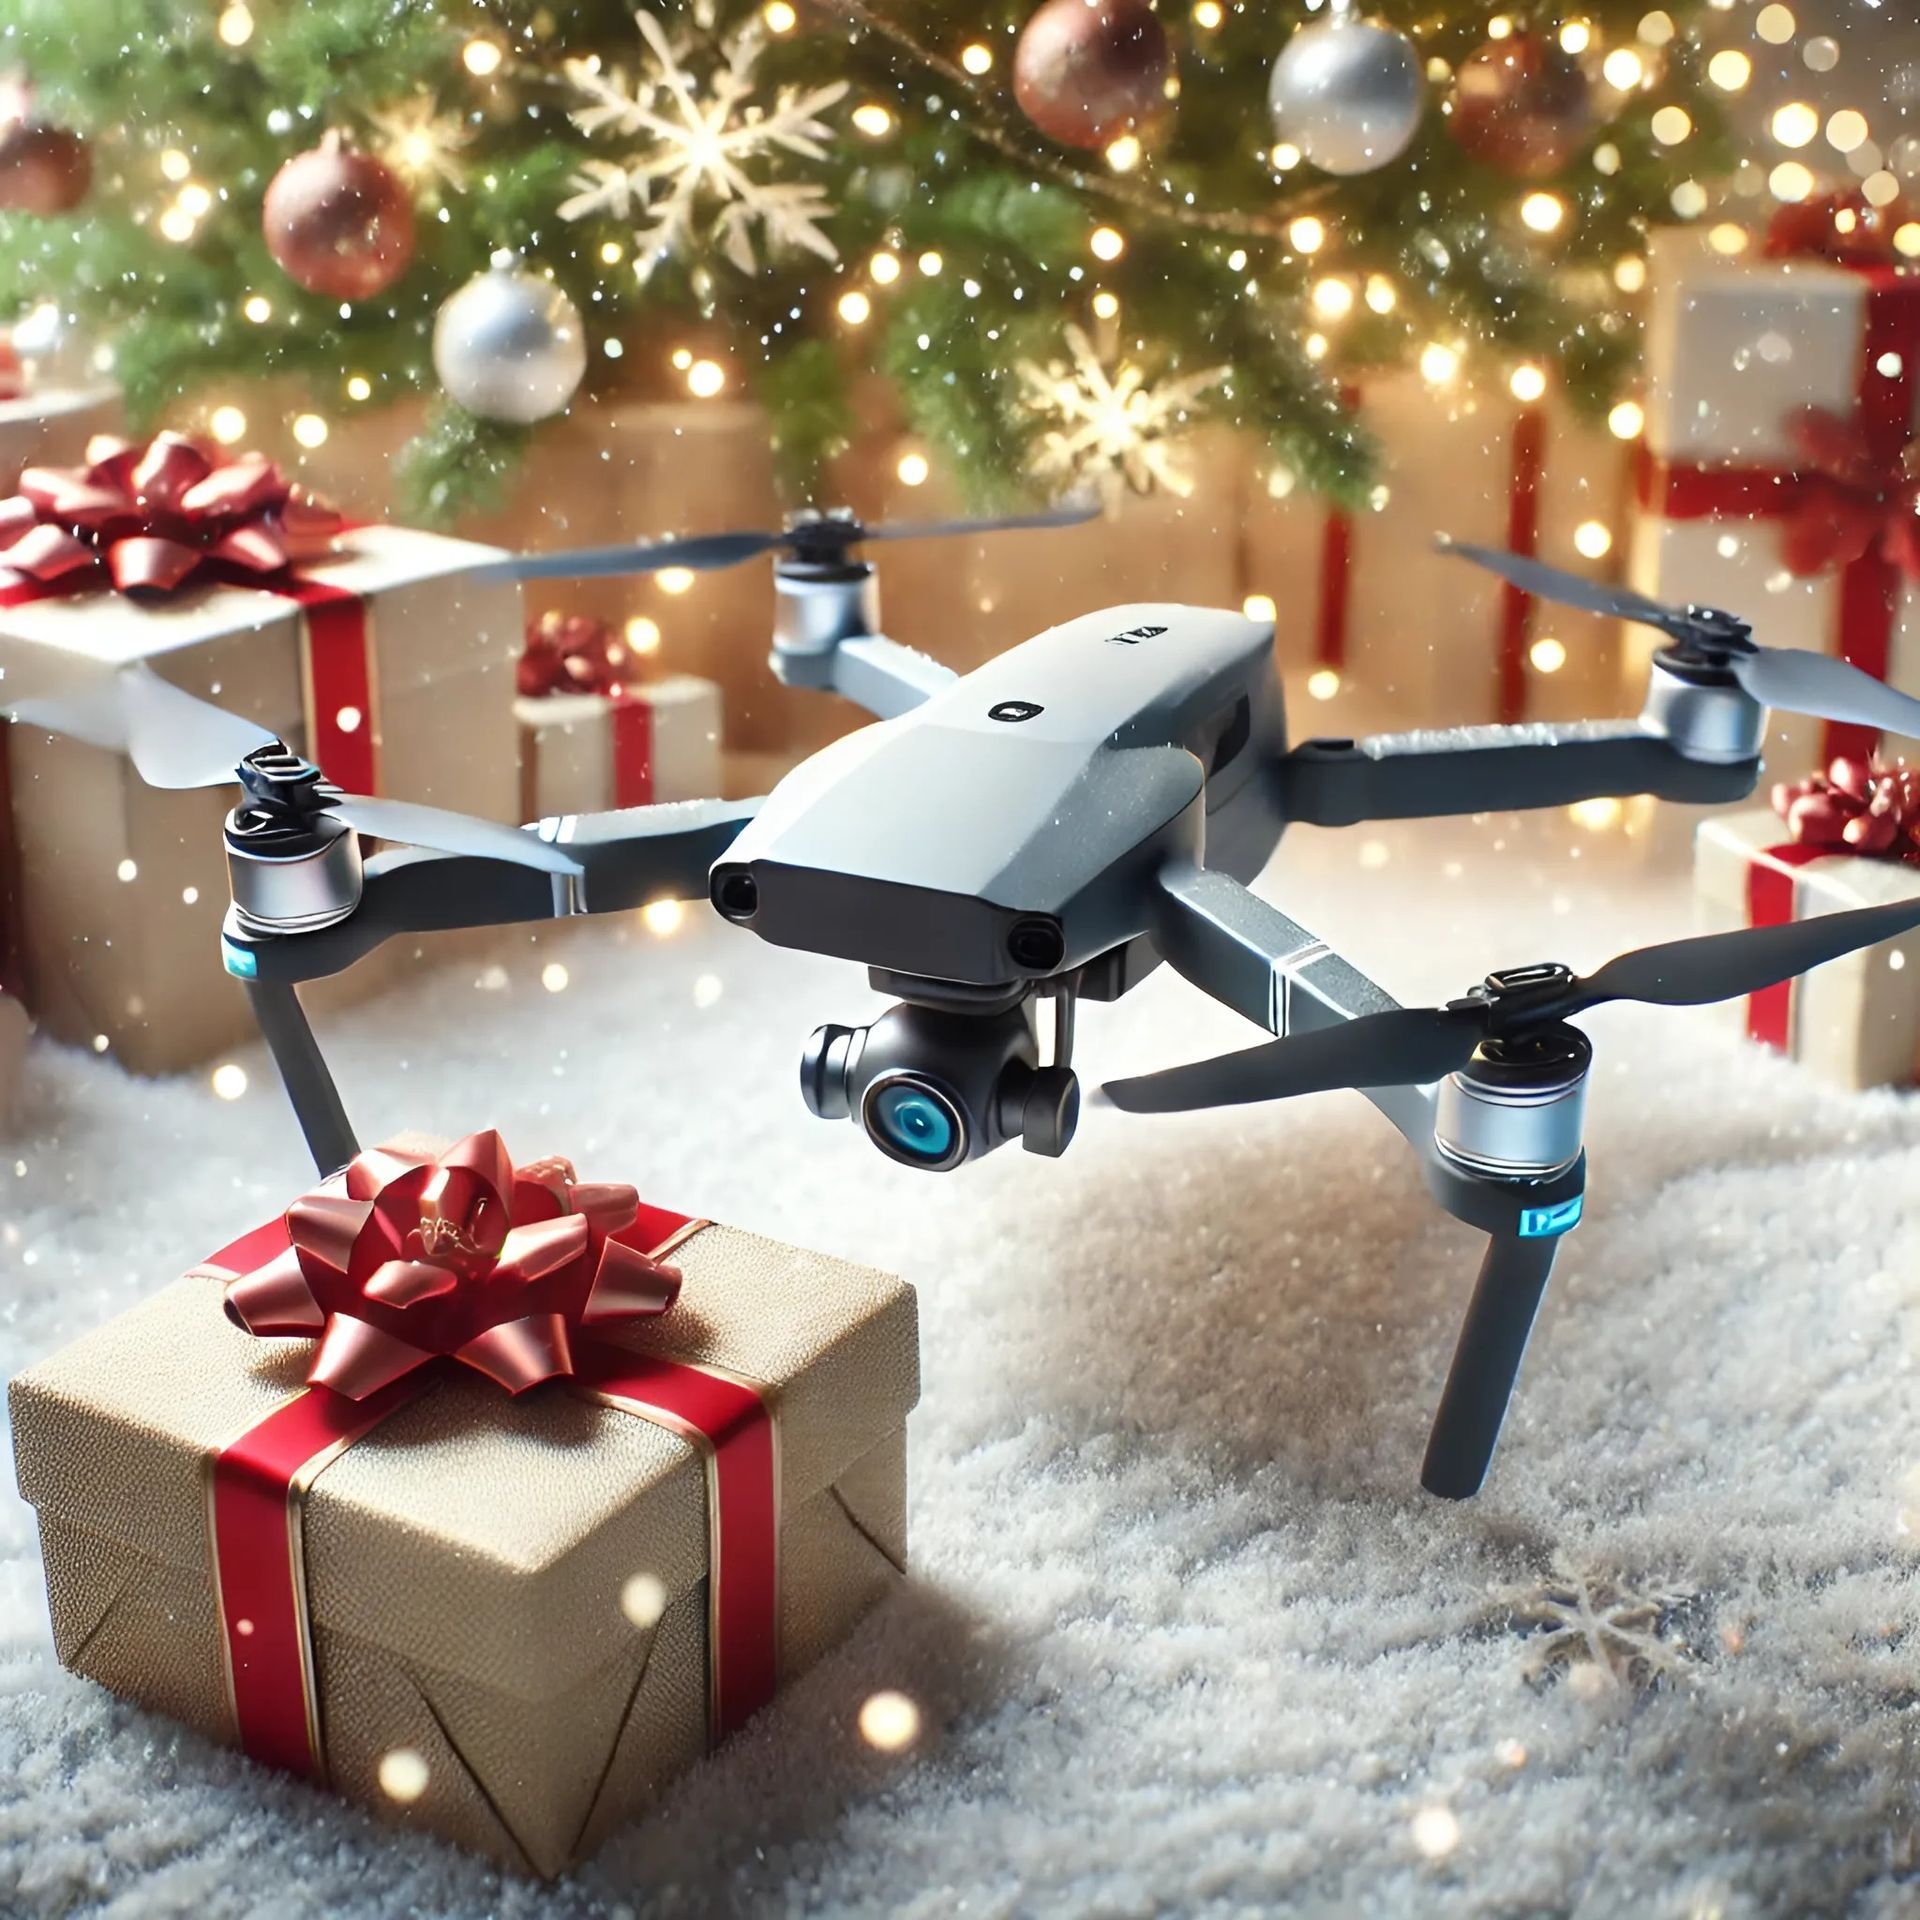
[
  {"x1": 1496, "y1": 1563, "x2": 1696, "y2": 1690},
  {"x1": 1017, "y1": 324, "x2": 1227, "y2": 501},
  {"x1": 558, "y1": 7, "x2": 848, "y2": 283},
  {"x1": 366, "y1": 95, "x2": 470, "y2": 194}
]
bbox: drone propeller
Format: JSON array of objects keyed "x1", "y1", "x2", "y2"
[
  {"x1": 1106, "y1": 898, "x2": 1920, "y2": 1113},
  {"x1": 1439, "y1": 537, "x2": 1920, "y2": 740},
  {"x1": 477, "y1": 499, "x2": 1101, "y2": 585},
  {"x1": 6, "y1": 666, "x2": 581, "y2": 877}
]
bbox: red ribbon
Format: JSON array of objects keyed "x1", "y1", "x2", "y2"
[
  {"x1": 0, "y1": 335, "x2": 22, "y2": 405},
  {"x1": 203, "y1": 1133, "x2": 779, "y2": 1778},
  {"x1": 1744, "y1": 842, "x2": 1831, "y2": 1050},
  {"x1": 0, "y1": 432, "x2": 379, "y2": 792},
  {"x1": 519, "y1": 613, "x2": 656, "y2": 812},
  {"x1": 1637, "y1": 268, "x2": 1920, "y2": 766}
]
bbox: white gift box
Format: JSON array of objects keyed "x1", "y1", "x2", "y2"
[
  {"x1": 0, "y1": 382, "x2": 120, "y2": 491},
  {"x1": 515, "y1": 674, "x2": 724, "y2": 820},
  {"x1": 0, "y1": 523, "x2": 525, "y2": 1072},
  {"x1": 1628, "y1": 228, "x2": 1920, "y2": 774},
  {"x1": 1695, "y1": 807, "x2": 1920, "y2": 1090},
  {"x1": 1242, "y1": 372, "x2": 1631, "y2": 731}
]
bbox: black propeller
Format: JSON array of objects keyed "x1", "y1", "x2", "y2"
[
  {"x1": 1105, "y1": 900, "x2": 1920, "y2": 1113},
  {"x1": 1440, "y1": 536, "x2": 1920, "y2": 740},
  {"x1": 6, "y1": 666, "x2": 582, "y2": 877},
  {"x1": 476, "y1": 499, "x2": 1101, "y2": 585}
]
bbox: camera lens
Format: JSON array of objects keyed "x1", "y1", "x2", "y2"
[
  {"x1": 712, "y1": 869, "x2": 759, "y2": 920},
  {"x1": 863, "y1": 1076, "x2": 966, "y2": 1170}
]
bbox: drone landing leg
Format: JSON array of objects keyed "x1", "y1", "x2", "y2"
[
  {"x1": 245, "y1": 979, "x2": 359, "y2": 1178},
  {"x1": 1421, "y1": 1232, "x2": 1559, "y2": 1499}
]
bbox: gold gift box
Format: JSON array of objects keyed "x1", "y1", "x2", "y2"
[{"x1": 10, "y1": 1203, "x2": 918, "y2": 1877}]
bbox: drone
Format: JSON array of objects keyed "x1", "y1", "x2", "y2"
[{"x1": 14, "y1": 507, "x2": 1920, "y2": 1504}]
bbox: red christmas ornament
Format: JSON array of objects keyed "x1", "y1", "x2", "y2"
[
  {"x1": 262, "y1": 129, "x2": 416, "y2": 301},
  {"x1": 1012, "y1": 0, "x2": 1171, "y2": 150},
  {"x1": 1446, "y1": 32, "x2": 1593, "y2": 179},
  {"x1": 0, "y1": 120, "x2": 91, "y2": 213}
]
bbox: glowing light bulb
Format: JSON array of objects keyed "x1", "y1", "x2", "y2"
[
  {"x1": 1708, "y1": 223, "x2": 1749, "y2": 256},
  {"x1": 160, "y1": 149, "x2": 191, "y2": 182},
  {"x1": 1521, "y1": 191, "x2": 1566, "y2": 232},
  {"x1": 1509, "y1": 363, "x2": 1548, "y2": 403},
  {"x1": 1242, "y1": 594, "x2": 1277, "y2": 623},
  {"x1": 1311, "y1": 277, "x2": 1354, "y2": 319},
  {"x1": 1091, "y1": 289, "x2": 1120, "y2": 319},
  {"x1": 1420, "y1": 342, "x2": 1461, "y2": 385},
  {"x1": 1608, "y1": 399, "x2": 1647, "y2": 440},
  {"x1": 657, "y1": 568, "x2": 695, "y2": 596},
  {"x1": 1192, "y1": 0, "x2": 1224, "y2": 27},
  {"x1": 671, "y1": 346, "x2": 694, "y2": 369},
  {"x1": 541, "y1": 963, "x2": 569, "y2": 993},
  {"x1": 216, "y1": 2, "x2": 254, "y2": 46},
  {"x1": 462, "y1": 37, "x2": 503, "y2": 76},
  {"x1": 1896, "y1": 224, "x2": 1920, "y2": 259},
  {"x1": 1364, "y1": 274, "x2": 1397, "y2": 314},
  {"x1": 292, "y1": 413, "x2": 328, "y2": 448},
  {"x1": 1828, "y1": 110, "x2": 1870, "y2": 155},
  {"x1": 763, "y1": 0, "x2": 798, "y2": 31},
  {"x1": 1771, "y1": 101, "x2": 1820, "y2": 149},
  {"x1": 1707, "y1": 49, "x2": 1751, "y2": 91},
  {"x1": 851, "y1": 103, "x2": 894, "y2": 138},
  {"x1": 1104, "y1": 133, "x2": 1141, "y2": 173},
  {"x1": 1559, "y1": 21, "x2": 1591, "y2": 54},
  {"x1": 1770, "y1": 161, "x2": 1816, "y2": 203},
  {"x1": 1270, "y1": 142, "x2": 1303, "y2": 171},
  {"x1": 858, "y1": 1690, "x2": 921, "y2": 1751},
  {"x1": 1090, "y1": 226, "x2": 1125, "y2": 261},
  {"x1": 599, "y1": 240, "x2": 624, "y2": 265},
  {"x1": 1570, "y1": 796, "x2": 1625, "y2": 831},
  {"x1": 624, "y1": 616, "x2": 661, "y2": 653},
  {"x1": 1529, "y1": 637, "x2": 1568, "y2": 674},
  {"x1": 960, "y1": 42, "x2": 993, "y2": 75},
  {"x1": 1638, "y1": 11, "x2": 1676, "y2": 46},
  {"x1": 1650, "y1": 106, "x2": 1692, "y2": 146},
  {"x1": 837, "y1": 289, "x2": 872, "y2": 325},
  {"x1": 870, "y1": 251, "x2": 901, "y2": 285},
  {"x1": 1306, "y1": 669, "x2": 1341, "y2": 700},
  {"x1": 918, "y1": 250, "x2": 944, "y2": 276},
  {"x1": 1287, "y1": 215, "x2": 1325, "y2": 254},
  {"x1": 896, "y1": 450, "x2": 930, "y2": 487},
  {"x1": 1574, "y1": 520, "x2": 1613, "y2": 558},
  {"x1": 642, "y1": 898, "x2": 685, "y2": 936},
  {"x1": 1755, "y1": 5, "x2": 1796, "y2": 45},
  {"x1": 211, "y1": 1063, "x2": 248, "y2": 1100},
  {"x1": 1614, "y1": 255, "x2": 1648, "y2": 292},
  {"x1": 1488, "y1": 15, "x2": 1514, "y2": 39},
  {"x1": 687, "y1": 357, "x2": 725, "y2": 397},
  {"x1": 158, "y1": 206, "x2": 196, "y2": 243},
  {"x1": 1604, "y1": 49, "x2": 1645, "y2": 89},
  {"x1": 209, "y1": 404, "x2": 248, "y2": 444}
]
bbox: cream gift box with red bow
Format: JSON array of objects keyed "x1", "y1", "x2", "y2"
[
  {"x1": 0, "y1": 434, "x2": 524, "y2": 1074},
  {"x1": 1694, "y1": 765, "x2": 1920, "y2": 1091},
  {"x1": 1628, "y1": 224, "x2": 1920, "y2": 779},
  {"x1": 9, "y1": 1131, "x2": 920, "y2": 1877}
]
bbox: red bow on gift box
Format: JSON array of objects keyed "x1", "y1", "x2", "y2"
[
  {"x1": 0, "y1": 429, "x2": 344, "y2": 597},
  {"x1": 1771, "y1": 754, "x2": 1920, "y2": 862},
  {"x1": 1764, "y1": 190, "x2": 1914, "y2": 269},
  {"x1": 518, "y1": 608, "x2": 634, "y2": 698},
  {"x1": 0, "y1": 335, "x2": 23, "y2": 404},
  {"x1": 223, "y1": 1130, "x2": 683, "y2": 1399},
  {"x1": 1774, "y1": 406, "x2": 1920, "y2": 583}
]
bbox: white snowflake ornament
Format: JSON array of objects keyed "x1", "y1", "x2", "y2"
[{"x1": 558, "y1": 9, "x2": 848, "y2": 283}]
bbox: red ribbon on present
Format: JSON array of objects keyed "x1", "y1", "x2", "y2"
[
  {"x1": 518, "y1": 612, "x2": 656, "y2": 811},
  {"x1": 0, "y1": 432, "x2": 380, "y2": 793},
  {"x1": 1636, "y1": 225, "x2": 1920, "y2": 766},
  {"x1": 1312, "y1": 390, "x2": 1548, "y2": 723},
  {"x1": 0, "y1": 335, "x2": 23, "y2": 404},
  {"x1": 1741, "y1": 755, "x2": 1920, "y2": 1048},
  {"x1": 203, "y1": 1132, "x2": 779, "y2": 1781}
]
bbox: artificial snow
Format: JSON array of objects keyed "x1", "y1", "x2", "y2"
[{"x1": 3, "y1": 809, "x2": 1919, "y2": 1915}]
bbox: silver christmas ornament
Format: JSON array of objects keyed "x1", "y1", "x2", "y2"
[
  {"x1": 432, "y1": 251, "x2": 587, "y2": 423},
  {"x1": 1267, "y1": 9, "x2": 1424, "y2": 177}
]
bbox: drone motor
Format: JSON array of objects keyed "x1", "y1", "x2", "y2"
[
  {"x1": 801, "y1": 999, "x2": 1080, "y2": 1171},
  {"x1": 223, "y1": 745, "x2": 364, "y2": 935}
]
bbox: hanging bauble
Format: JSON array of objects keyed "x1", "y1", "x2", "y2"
[
  {"x1": 432, "y1": 252, "x2": 587, "y2": 423},
  {"x1": 0, "y1": 121, "x2": 91, "y2": 213},
  {"x1": 1445, "y1": 33, "x2": 1594, "y2": 180},
  {"x1": 1267, "y1": 10, "x2": 1423, "y2": 177},
  {"x1": 1013, "y1": 0, "x2": 1171, "y2": 150},
  {"x1": 262, "y1": 130, "x2": 416, "y2": 301}
]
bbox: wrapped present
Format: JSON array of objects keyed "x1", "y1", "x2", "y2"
[
  {"x1": 1629, "y1": 211, "x2": 1920, "y2": 777},
  {"x1": 514, "y1": 610, "x2": 723, "y2": 817},
  {"x1": 0, "y1": 433, "x2": 524, "y2": 1072},
  {"x1": 9, "y1": 1130, "x2": 918, "y2": 1876},
  {"x1": 1695, "y1": 761, "x2": 1920, "y2": 1088},
  {"x1": 1243, "y1": 372, "x2": 1631, "y2": 731},
  {"x1": 0, "y1": 328, "x2": 120, "y2": 491}
]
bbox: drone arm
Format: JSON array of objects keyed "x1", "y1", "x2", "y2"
[
  {"x1": 1280, "y1": 721, "x2": 1758, "y2": 827},
  {"x1": 771, "y1": 632, "x2": 957, "y2": 720},
  {"x1": 1149, "y1": 862, "x2": 1432, "y2": 1148}
]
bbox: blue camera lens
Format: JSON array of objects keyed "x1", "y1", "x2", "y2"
[{"x1": 867, "y1": 1081, "x2": 961, "y2": 1166}]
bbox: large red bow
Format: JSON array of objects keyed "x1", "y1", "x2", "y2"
[
  {"x1": 518, "y1": 609, "x2": 634, "y2": 698},
  {"x1": 0, "y1": 430, "x2": 344, "y2": 598},
  {"x1": 1775, "y1": 405, "x2": 1920, "y2": 584},
  {"x1": 223, "y1": 1131, "x2": 683, "y2": 1399},
  {"x1": 1764, "y1": 190, "x2": 1914, "y2": 269},
  {"x1": 1772, "y1": 755, "x2": 1920, "y2": 863}
]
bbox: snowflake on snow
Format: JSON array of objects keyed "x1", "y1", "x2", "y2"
[
  {"x1": 1018, "y1": 324, "x2": 1227, "y2": 502},
  {"x1": 1495, "y1": 1562, "x2": 1697, "y2": 1691},
  {"x1": 558, "y1": 7, "x2": 848, "y2": 283}
]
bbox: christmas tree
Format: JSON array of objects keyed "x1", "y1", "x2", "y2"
[{"x1": 0, "y1": 0, "x2": 1729, "y2": 522}]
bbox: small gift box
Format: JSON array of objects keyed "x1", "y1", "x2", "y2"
[
  {"x1": 1243, "y1": 371, "x2": 1631, "y2": 730},
  {"x1": 1695, "y1": 759, "x2": 1920, "y2": 1089},
  {"x1": 9, "y1": 1131, "x2": 918, "y2": 1876},
  {"x1": 1629, "y1": 205, "x2": 1920, "y2": 776},
  {"x1": 514, "y1": 611, "x2": 723, "y2": 818},
  {"x1": 0, "y1": 433, "x2": 524, "y2": 1072}
]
